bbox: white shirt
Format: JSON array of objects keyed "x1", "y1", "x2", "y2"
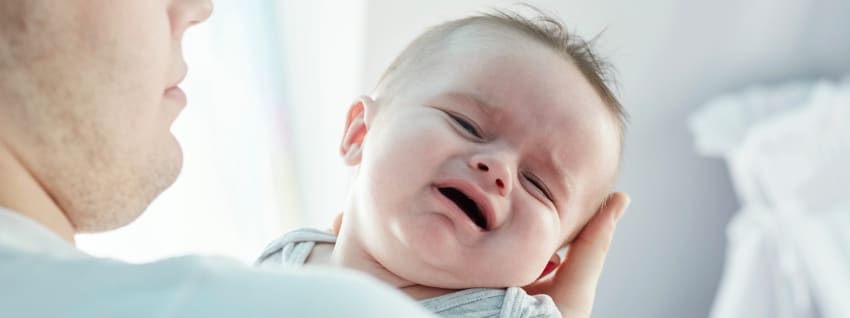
[{"x1": 0, "y1": 207, "x2": 434, "y2": 317}]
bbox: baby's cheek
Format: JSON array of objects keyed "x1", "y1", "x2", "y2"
[
  {"x1": 512, "y1": 254, "x2": 552, "y2": 286},
  {"x1": 504, "y1": 238, "x2": 557, "y2": 285}
]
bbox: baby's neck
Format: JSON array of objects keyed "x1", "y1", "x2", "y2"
[{"x1": 306, "y1": 232, "x2": 459, "y2": 300}]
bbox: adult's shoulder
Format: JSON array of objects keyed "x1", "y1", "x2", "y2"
[{"x1": 0, "y1": 249, "x2": 434, "y2": 317}]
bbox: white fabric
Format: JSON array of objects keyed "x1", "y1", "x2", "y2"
[
  {"x1": 689, "y1": 75, "x2": 850, "y2": 318},
  {"x1": 0, "y1": 207, "x2": 434, "y2": 317}
]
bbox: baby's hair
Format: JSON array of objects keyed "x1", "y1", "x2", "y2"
[{"x1": 374, "y1": 5, "x2": 628, "y2": 146}]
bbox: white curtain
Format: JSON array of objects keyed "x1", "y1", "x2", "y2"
[{"x1": 690, "y1": 76, "x2": 850, "y2": 318}]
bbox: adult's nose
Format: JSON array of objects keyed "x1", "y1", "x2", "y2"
[{"x1": 170, "y1": 0, "x2": 213, "y2": 37}]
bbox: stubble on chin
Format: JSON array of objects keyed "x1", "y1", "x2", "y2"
[{"x1": 52, "y1": 135, "x2": 183, "y2": 233}]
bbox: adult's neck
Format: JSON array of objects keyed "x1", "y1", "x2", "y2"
[{"x1": 0, "y1": 140, "x2": 75, "y2": 244}]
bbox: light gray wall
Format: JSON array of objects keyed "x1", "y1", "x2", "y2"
[{"x1": 359, "y1": 1, "x2": 850, "y2": 317}]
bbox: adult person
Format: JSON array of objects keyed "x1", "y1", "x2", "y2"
[{"x1": 0, "y1": 1, "x2": 630, "y2": 317}]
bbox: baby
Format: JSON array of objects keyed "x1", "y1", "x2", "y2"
[{"x1": 258, "y1": 9, "x2": 625, "y2": 317}]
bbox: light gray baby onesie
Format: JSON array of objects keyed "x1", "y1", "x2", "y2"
[{"x1": 256, "y1": 228, "x2": 562, "y2": 318}]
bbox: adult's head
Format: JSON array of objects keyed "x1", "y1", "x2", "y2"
[{"x1": 0, "y1": 0, "x2": 212, "y2": 234}]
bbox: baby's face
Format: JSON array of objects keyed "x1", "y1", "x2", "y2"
[{"x1": 346, "y1": 35, "x2": 620, "y2": 288}]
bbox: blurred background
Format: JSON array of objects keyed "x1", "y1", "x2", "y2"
[{"x1": 77, "y1": 1, "x2": 850, "y2": 317}]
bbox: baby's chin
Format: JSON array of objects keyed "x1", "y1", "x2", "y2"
[
  {"x1": 397, "y1": 264, "x2": 539, "y2": 290},
  {"x1": 378, "y1": 223, "x2": 543, "y2": 289}
]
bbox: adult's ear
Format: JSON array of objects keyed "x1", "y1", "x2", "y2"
[{"x1": 339, "y1": 96, "x2": 375, "y2": 165}]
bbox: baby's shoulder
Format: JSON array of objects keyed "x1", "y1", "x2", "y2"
[{"x1": 255, "y1": 228, "x2": 337, "y2": 268}]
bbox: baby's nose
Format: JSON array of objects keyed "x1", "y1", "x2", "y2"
[{"x1": 471, "y1": 158, "x2": 512, "y2": 196}]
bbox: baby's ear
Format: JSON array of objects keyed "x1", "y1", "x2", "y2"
[{"x1": 339, "y1": 96, "x2": 375, "y2": 165}]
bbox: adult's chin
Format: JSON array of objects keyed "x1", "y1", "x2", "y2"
[{"x1": 71, "y1": 139, "x2": 184, "y2": 233}]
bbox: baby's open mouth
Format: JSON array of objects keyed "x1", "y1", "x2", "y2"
[{"x1": 438, "y1": 187, "x2": 488, "y2": 231}]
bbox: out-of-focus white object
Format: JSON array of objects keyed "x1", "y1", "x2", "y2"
[{"x1": 689, "y1": 75, "x2": 850, "y2": 318}]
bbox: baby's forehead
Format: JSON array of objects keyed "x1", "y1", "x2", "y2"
[
  {"x1": 391, "y1": 30, "x2": 579, "y2": 104},
  {"x1": 377, "y1": 22, "x2": 578, "y2": 103}
]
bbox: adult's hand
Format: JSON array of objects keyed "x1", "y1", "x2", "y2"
[
  {"x1": 524, "y1": 192, "x2": 630, "y2": 318},
  {"x1": 329, "y1": 212, "x2": 344, "y2": 234}
]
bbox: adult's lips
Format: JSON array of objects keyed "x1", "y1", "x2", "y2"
[{"x1": 165, "y1": 65, "x2": 188, "y2": 92}]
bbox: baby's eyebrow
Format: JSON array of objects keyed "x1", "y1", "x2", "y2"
[
  {"x1": 440, "y1": 91, "x2": 498, "y2": 118},
  {"x1": 545, "y1": 152, "x2": 575, "y2": 199}
]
